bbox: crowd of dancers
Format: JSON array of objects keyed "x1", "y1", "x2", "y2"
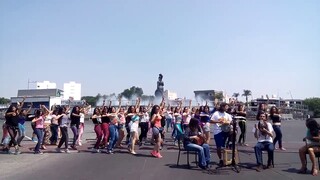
[{"x1": 1, "y1": 96, "x2": 319, "y2": 176}]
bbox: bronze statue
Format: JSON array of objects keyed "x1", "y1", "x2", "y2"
[{"x1": 155, "y1": 74, "x2": 164, "y2": 98}]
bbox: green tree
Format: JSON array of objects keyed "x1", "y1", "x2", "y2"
[
  {"x1": 0, "y1": 97, "x2": 10, "y2": 104},
  {"x1": 304, "y1": 97, "x2": 320, "y2": 117},
  {"x1": 119, "y1": 86, "x2": 144, "y2": 100},
  {"x1": 82, "y1": 95, "x2": 99, "y2": 106},
  {"x1": 215, "y1": 92, "x2": 224, "y2": 101},
  {"x1": 242, "y1": 90, "x2": 252, "y2": 106}
]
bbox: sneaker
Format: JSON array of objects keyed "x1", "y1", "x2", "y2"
[
  {"x1": 78, "y1": 142, "x2": 82, "y2": 146},
  {"x1": 65, "y1": 149, "x2": 70, "y2": 153},
  {"x1": 107, "y1": 150, "x2": 114, "y2": 154},
  {"x1": 41, "y1": 145, "x2": 47, "y2": 150},
  {"x1": 266, "y1": 164, "x2": 273, "y2": 169},
  {"x1": 275, "y1": 147, "x2": 278, "y2": 150},
  {"x1": 93, "y1": 149, "x2": 100, "y2": 153},
  {"x1": 156, "y1": 152, "x2": 163, "y2": 158},
  {"x1": 255, "y1": 165, "x2": 263, "y2": 172},
  {"x1": 131, "y1": 151, "x2": 137, "y2": 155},
  {"x1": 14, "y1": 149, "x2": 21, "y2": 155},
  {"x1": 56, "y1": 148, "x2": 63, "y2": 153},
  {"x1": 71, "y1": 145, "x2": 77, "y2": 150},
  {"x1": 151, "y1": 150, "x2": 158, "y2": 157},
  {"x1": 34, "y1": 151, "x2": 43, "y2": 155},
  {"x1": 280, "y1": 147, "x2": 286, "y2": 151}
]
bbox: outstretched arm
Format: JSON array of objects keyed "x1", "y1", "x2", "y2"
[
  {"x1": 115, "y1": 97, "x2": 122, "y2": 114},
  {"x1": 135, "y1": 97, "x2": 141, "y2": 113}
]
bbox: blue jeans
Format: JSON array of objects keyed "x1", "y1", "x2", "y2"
[
  {"x1": 166, "y1": 118, "x2": 172, "y2": 131},
  {"x1": 34, "y1": 128, "x2": 44, "y2": 152},
  {"x1": 254, "y1": 141, "x2": 274, "y2": 165},
  {"x1": 108, "y1": 125, "x2": 119, "y2": 151},
  {"x1": 185, "y1": 143, "x2": 210, "y2": 167},
  {"x1": 50, "y1": 124, "x2": 59, "y2": 144},
  {"x1": 272, "y1": 125, "x2": 283, "y2": 148},
  {"x1": 17, "y1": 123, "x2": 26, "y2": 145},
  {"x1": 70, "y1": 125, "x2": 79, "y2": 146}
]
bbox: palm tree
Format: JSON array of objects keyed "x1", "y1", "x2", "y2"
[
  {"x1": 242, "y1": 90, "x2": 252, "y2": 106},
  {"x1": 232, "y1": 93, "x2": 240, "y2": 101}
]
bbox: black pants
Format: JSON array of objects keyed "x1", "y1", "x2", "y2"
[
  {"x1": 7, "y1": 125, "x2": 18, "y2": 147},
  {"x1": 50, "y1": 124, "x2": 59, "y2": 144},
  {"x1": 125, "y1": 124, "x2": 130, "y2": 144},
  {"x1": 139, "y1": 122, "x2": 149, "y2": 142},
  {"x1": 58, "y1": 127, "x2": 68, "y2": 149},
  {"x1": 238, "y1": 120, "x2": 247, "y2": 144}
]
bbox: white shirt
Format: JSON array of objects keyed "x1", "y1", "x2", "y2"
[
  {"x1": 210, "y1": 111, "x2": 233, "y2": 135},
  {"x1": 255, "y1": 122, "x2": 274, "y2": 143},
  {"x1": 140, "y1": 112, "x2": 149, "y2": 123},
  {"x1": 80, "y1": 113, "x2": 85, "y2": 123}
]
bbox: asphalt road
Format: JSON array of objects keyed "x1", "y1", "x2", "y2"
[{"x1": 1, "y1": 119, "x2": 319, "y2": 180}]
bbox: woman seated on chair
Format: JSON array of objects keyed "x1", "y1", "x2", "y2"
[
  {"x1": 183, "y1": 118, "x2": 210, "y2": 170},
  {"x1": 298, "y1": 118, "x2": 320, "y2": 176}
]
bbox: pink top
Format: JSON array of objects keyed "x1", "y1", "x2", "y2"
[
  {"x1": 154, "y1": 115, "x2": 162, "y2": 128},
  {"x1": 119, "y1": 114, "x2": 126, "y2": 124},
  {"x1": 35, "y1": 116, "x2": 44, "y2": 129}
]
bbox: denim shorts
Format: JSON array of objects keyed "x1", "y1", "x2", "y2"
[
  {"x1": 214, "y1": 131, "x2": 228, "y2": 148},
  {"x1": 152, "y1": 127, "x2": 164, "y2": 137}
]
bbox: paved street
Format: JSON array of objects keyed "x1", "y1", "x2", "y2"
[{"x1": 1, "y1": 119, "x2": 319, "y2": 180}]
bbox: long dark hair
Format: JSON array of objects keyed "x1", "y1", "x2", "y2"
[
  {"x1": 150, "y1": 105, "x2": 160, "y2": 119},
  {"x1": 306, "y1": 118, "x2": 320, "y2": 137},
  {"x1": 270, "y1": 106, "x2": 279, "y2": 115},
  {"x1": 34, "y1": 109, "x2": 42, "y2": 118}
]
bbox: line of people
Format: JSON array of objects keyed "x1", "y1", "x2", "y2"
[{"x1": 2, "y1": 97, "x2": 319, "y2": 176}]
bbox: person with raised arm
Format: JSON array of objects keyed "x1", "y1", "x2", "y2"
[
  {"x1": 182, "y1": 100, "x2": 192, "y2": 131},
  {"x1": 69, "y1": 105, "x2": 81, "y2": 150},
  {"x1": 200, "y1": 101, "x2": 211, "y2": 145},
  {"x1": 127, "y1": 98, "x2": 141, "y2": 155},
  {"x1": 17, "y1": 102, "x2": 33, "y2": 147},
  {"x1": 39, "y1": 104, "x2": 52, "y2": 150},
  {"x1": 4, "y1": 96, "x2": 26, "y2": 154},
  {"x1": 150, "y1": 97, "x2": 165, "y2": 158},
  {"x1": 115, "y1": 102, "x2": 128, "y2": 148},
  {"x1": 106, "y1": 97, "x2": 122, "y2": 154},
  {"x1": 32, "y1": 108, "x2": 45, "y2": 154},
  {"x1": 138, "y1": 102, "x2": 152, "y2": 146},
  {"x1": 91, "y1": 107, "x2": 103, "y2": 153},
  {"x1": 48, "y1": 105, "x2": 59, "y2": 145},
  {"x1": 172, "y1": 100, "x2": 183, "y2": 145},
  {"x1": 101, "y1": 100, "x2": 111, "y2": 149},
  {"x1": 77, "y1": 102, "x2": 91, "y2": 146},
  {"x1": 56, "y1": 106, "x2": 71, "y2": 153}
]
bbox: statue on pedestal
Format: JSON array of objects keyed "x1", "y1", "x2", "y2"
[{"x1": 154, "y1": 74, "x2": 164, "y2": 98}]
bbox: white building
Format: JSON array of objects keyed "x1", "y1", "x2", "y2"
[
  {"x1": 164, "y1": 90, "x2": 177, "y2": 101},
  {"x1": 36, "y1": 81, "x2": 57, "y2": 89},
  {"x1": 63, "y1": 81, "x2": 81, "y2": 100}
]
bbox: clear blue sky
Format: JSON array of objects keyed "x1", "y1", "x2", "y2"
[{"x1": 1, "y1": 0, "x2": 319, "y2": 101}]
